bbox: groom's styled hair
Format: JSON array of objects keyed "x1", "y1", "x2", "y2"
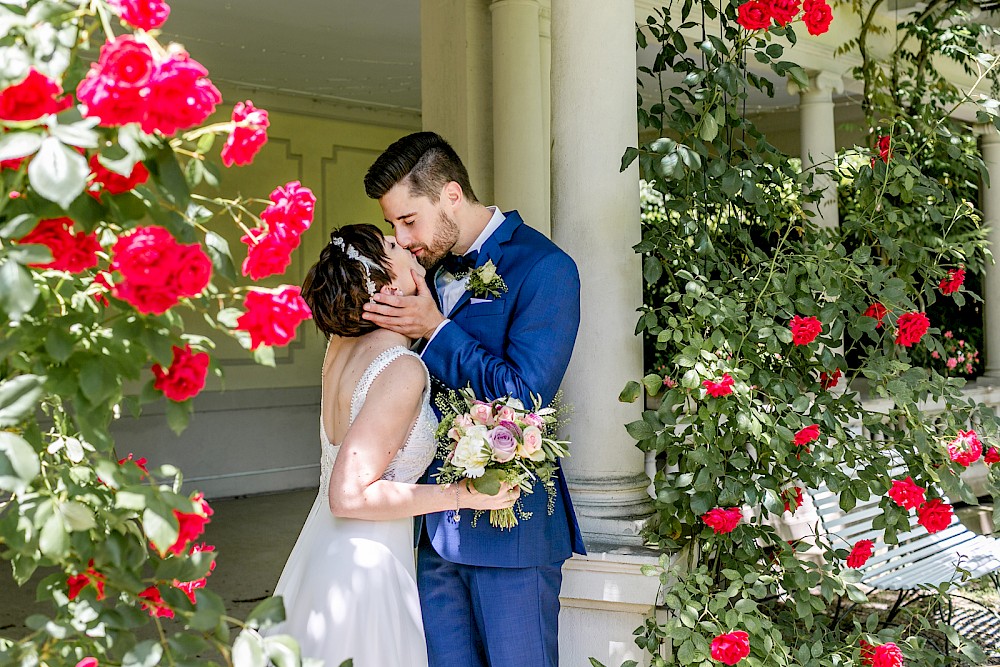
[
  {"x1": 364, "y1": 131, "x2": 478, "y2": 204},
  {"x1": 302, "y1": 224, "x2": 393, "y2": 338}
]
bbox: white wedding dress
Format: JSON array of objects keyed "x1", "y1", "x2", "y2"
[{"x1": 270, "y1": 345, "x2": 438, "y2": 666}]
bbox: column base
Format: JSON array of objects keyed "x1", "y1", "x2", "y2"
[
  {"x1": 559, "y1": 544, "x2": 666, "y2": 667},
  {"x1": 568, "y1": 472, "x2": 655, "y2": 546}
]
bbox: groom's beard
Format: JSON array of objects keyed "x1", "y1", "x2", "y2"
[{"x1": 415, "y1": 209, "x2": 460, "y2": 269}]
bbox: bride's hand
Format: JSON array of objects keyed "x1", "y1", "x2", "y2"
[{"x1": 459, "y1": 480, "x2": 520, "y2": 511}]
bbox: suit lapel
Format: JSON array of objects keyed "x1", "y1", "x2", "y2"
[{"x1": 446, "y1": 210, "x2": 521, "y2": 319}]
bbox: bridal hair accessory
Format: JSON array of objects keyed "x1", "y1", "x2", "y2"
[{"x1": 331, "y1": 236, "x2": 378, "y2": 298}]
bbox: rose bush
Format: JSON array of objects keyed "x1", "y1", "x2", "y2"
[
  {"x1": 616, "y1": 0, "x2": 1000, "y2": 665},
  {"x1": 0, "y1": 1, "x2": 324, "y2": 665}
]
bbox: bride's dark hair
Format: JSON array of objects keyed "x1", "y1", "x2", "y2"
[{"x1": 302, "y1": 224, "x2": 394, "y2": 338}]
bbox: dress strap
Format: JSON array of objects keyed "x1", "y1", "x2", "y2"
[{"x1": 349, "y1": 346, "x2": 422, "y2": 422}]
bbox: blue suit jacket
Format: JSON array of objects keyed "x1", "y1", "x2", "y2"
[{"x1": 420, "y1": 211, "x2": 586, "y2": 568}]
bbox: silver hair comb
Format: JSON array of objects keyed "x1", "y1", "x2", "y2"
[{"x1": 331, "y1": 236, "x2": 378, "y2": 298}]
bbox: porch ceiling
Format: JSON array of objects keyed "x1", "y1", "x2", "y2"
[{"x1": 160, "y1": 0, "x2": 421, "y2": 112}]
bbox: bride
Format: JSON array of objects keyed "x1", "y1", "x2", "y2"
[{"x1": 269, "y1": 223, "x2": 518, "y2": 666}]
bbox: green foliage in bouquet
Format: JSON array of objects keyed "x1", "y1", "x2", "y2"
[
  {"x1": 621, "y1": 0, "x2": 1000, "y2": 665},
  {"x1": 433, "y1": 388, "x2": 568, "y2": 529},
  {"x1": 0, "y1": 1, "x2": 316, "y2": 665}
]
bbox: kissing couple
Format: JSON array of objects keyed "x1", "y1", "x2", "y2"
[{"x1": 269, "y1": 132, "x2": 585, "y2": 667}]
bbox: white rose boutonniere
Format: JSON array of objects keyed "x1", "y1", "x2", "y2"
[{"x1": 466, "y1": 260, "x2": 507, "y2": 299}]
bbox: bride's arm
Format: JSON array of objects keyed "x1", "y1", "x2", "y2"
[{"x1": 327, "y1": 354, "x2": 516, "y2": 520}]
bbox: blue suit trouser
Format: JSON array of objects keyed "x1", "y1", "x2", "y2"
[{"x1": 417, "y1": 534, "x2": 563, "y2": 667}]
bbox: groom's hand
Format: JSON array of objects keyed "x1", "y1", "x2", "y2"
[{"x1": 362, "y1": 269, "x2": 445, "y2": 339}]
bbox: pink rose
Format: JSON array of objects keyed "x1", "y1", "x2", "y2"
[
  {"x1": 519, "y1": 425, "x2": 545, "y2": 462},
  {"x1": 235, "y1": 286, "x2": 312, "y2": 350},
  {"x1": 522, "y1": 413, "x2": 544, "y2": 429},
  {"x1": 488, "y1": 425, "x2": 518, "y2": 463},
  {"x1": 108, "y1": 0, "x2": 171, "y2": 30},
  {"x1": 447, "y1": 427, "x2": 462, "y2": 441},
  {"x1": 141, "y1": 51, "x2": 221, "y2": 136},
  {"x1": 947, "y1": 430, "x2": 982, "y2": 467},
  {"x1": 241, "y1": 226, "x2": 299, "y2": 280},
  {"x1": 76, "y1": 37, "x2": 154, "y2": 127},
  {"x1": 454, "y1": 414, "x2": 474, "y2": 429},
  {"x1": 470, "y1": 402, "x2": 495, "y2": 426},
  {"x1": 221, "y1": 100, "x2": 269, "y2": 167},
  {"x1": 497, "y1": 405, "x2": 517, "y2": 422}
]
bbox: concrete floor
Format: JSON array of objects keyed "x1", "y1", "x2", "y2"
[{"x1": 0, "y1": 487, "x2": 317, "y2": 637}]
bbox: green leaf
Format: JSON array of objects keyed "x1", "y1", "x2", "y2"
[
  {"x1": 589, "y1": 660, "x2": 608, "y2": 667},
  {"x1": 165, "y1": 399, "x2": 193, "y2": 435},
  {"x1": 27, "y1": 136, "x2": 89, "y2": 209},
  {"x1": 0, "y1": 431, "x2": 40, "y2": 493},
  {"x1": 123, "y1": 640, "x2": 164, "y2": 667},
  {"x1": 642, "y1": 374, "x2": 663, "y2": 396},
  {"x1": 626, "y1": 419, "x2": 656, "y2": 440},
  {"x1": 471, "y1": 468, "x2": 503, "y2": 496},
  {"x1": 45, "y1": 328, "x2": 75, "y2": 363},
  {"x1": 643, "y1": 255, "x2": 663, "y2": 284},
  {"x1": 205, "y1": 231, "x2": 238, "y2": 284},
  {"x1": 619, "y1": 380, "x2": 642, "y2": 403},
  {"x1": 247, "y1": 596, "x2": 287, "y2": 630},
  {"x1": 0, "y1": 260, "x2": 38, "y2": 321},
  {"x1": 232, "y1": 628, "x2": 266, "y2": 667},
  {"x1": 49, "y1": 119, "x2": 100, "y2": 149},
  {"x1": 39, "y1": 510, "x2": 69, "y2": 559},
  {"x1": 8, "y1": 243, "x2": 53, "y2": 266},
  {"x1": 143, "y1": 506, "x2": 179, "y2": 557},
  {"x1": 61, "y1": 501, "x2": 97, "y2": 531},
  {"x1": 263, "y1": 635, "x2": 300, "y2": 667},
  {"x1": 253, "y1": 345, "x2": 276, "y2": 368},
  {"x1": 196, "y1": 133, "x2": 216, "y2": 154},
  {"x1": 80, "y1": 358, "x2": 118, "y2": 405},
  {"x1": 699, "y1": 112, "x2": 719, "y2": 142},
  {"x1": 0, "y1": 214, "x2": 38, "y2": 240},
  {"x1": 0, "y1": 374, "x2": 45, "y2": 426},
  {"x1": 154, "y1": 146, "x2": 191, "y2": 207},
  {"x1": 0, "y1": 131, "x2": 42, "y2": 162}
]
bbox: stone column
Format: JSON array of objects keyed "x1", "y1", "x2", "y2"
[
  {"x1": 980, "y1": 126, "x2": 1000, "y2": 378},
  {"x1": 551, "y1": 0, "x2": 653, "y2": 547},
  {"x1": 539, "y1": 2, "x2": 552, "y2": 231},
  {"x1": 421, "y1": 0, "x2": 494, "y2": 202},
  {"x1": 795, "y1": 71, "x2": 844, "y2": 229},
  {"x1": 491, "y1": 0, "x2": 548, "y2": 233}
]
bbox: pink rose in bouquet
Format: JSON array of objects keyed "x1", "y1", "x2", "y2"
[{"x1": 435, "y1": 388, "x2": 569, "y2": 529}]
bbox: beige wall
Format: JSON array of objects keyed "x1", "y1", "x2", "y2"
[{"x1": 199, "y1": 90, "x2": 419, "y2": 392}]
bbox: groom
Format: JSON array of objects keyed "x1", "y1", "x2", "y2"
[{"x1": 362, "y1": 131, "x2": 585, "y2": 667}]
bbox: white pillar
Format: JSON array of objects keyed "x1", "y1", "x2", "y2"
[
  {"x1": 491, "y1": 0, "x2": 548, "y2": 233},
  {"x1": 539, "y1": 2, "x2": 552, "y2": 232},
  {"x1": 795, "y1": 71, "x2": 843, "y2": 229},
  {"x1": 421, "y1": 0, "x2": 494, "y2": 202},
  {"x1": 551, "y1": 0, "x2": 652, "y2": 547},
  {"x1": 980, "y1": 126, "x2": 1000, "y2": 378}
]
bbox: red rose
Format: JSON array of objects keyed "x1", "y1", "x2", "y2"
[
  {"x1": 173, "y1": 543, "x2": 216, "y2": 603},
  {"x1": 947, "y1": 429, "x2": 982, "y2": 467},
  {"x1": 819, "y1": 368, "x2": 841, "y2": 390},
  {"x1": 793, "y1": 424, "x2": 820, "y2": 447},
  {"x1": 802, "y1": 0, "x2": 833, "y2": 34},
  {"x1": 142, "y1": 51, "x2": 221, "y2": 136},
  {"x1": 887, "y1": 476, "x2": 925, "y2": 510},
  {"x1": 118, "y1": 452, "x2": 149, "y2": 475},
  {"x1": 108, "y1": 0, "x2": 171, "y2": 30},
  {"x1": 736, "y1": 0, "x2": 772, "y2": 30},
  {"x1": 18, "y1": 218, "x2": 101, "y2": 273},
  {"x1": 89, "y1": 154, "x2": 149, "y2": 195},
  {"x1": 703, "y1": 373, "x2": 735, "y2": 397},
  {"x1": 138, "y1": 586, "x2": 174, "y2": 618},
  {"x1": 151, "y1": 492, "x2": 213, "y2": 556},
  {"x1": 0, "y1": 68, "x2": 70, "y2": 121},
  {"x1": 894, "y1": 311, "x2": 929, "y2": 347},
  {"x1": 260, "y1": 180, "x2": 316, "y2": 236},
  {"x1": 790, "y1": 314, "x2": 822, "y2": 345},
  {"x1": 152, "y1": 344, "x2": 210, "y2": 402},
  {"x1": 172, "y1": 243, "x2": 213, "y2": 297},
  {"x1": 876, "y1": 135, "x2": 891, "y2": 163},
  {"x1": 241, "y1": 226, "x2": 300, "y2": 280},
  {"x1": 985, "y1": 446, "x2": 1000, "y2": 465},
  {"x1": 872, "y1": 642, "x2": 905, "y2": 667},
  {"x1": 846, "y1": 539, "x2": 874, "y2": 568},
  {"x1": 916, "y1": 498, "x2": 953, "y2": 534},
  {"x1": 862, "y1": 302, "x2": 888, "y2": 327},
  {"x1": 702, "y1": 507, "x2": 743, "y2": 534},
  {"x1": 710, "y1": 630, "x2": 750, "y2": 665},
  {"x1": 783, "y1": 487, "x2": 804, "y2": 513},
  {"x1": 113, "y1": 282, "x2": 180, "y2": 314},
  {"x1": 236, "y1": 286, "x2": 313, "y2": 350},
  {"x1": 769, "y1": 0, "x2": 801, "y2": 25},
  {"x1": 221, "y1": 100, "x2": 270, "y2": 167},
  {"x1": 938, "y1": 267, "x2": 965, "y2": 296},
  {"x1": 67, "y1": 561, "x2": 106, "y2": 601},
  {"x1": 860, "y1": 639, "x2": 876, "y2": 667},
  {"x1": 77, "y1": 37, "x2": 155, "y2": 127},
  {"x1": 1, "y1": 156, "x2": 25, "y2": 171}
]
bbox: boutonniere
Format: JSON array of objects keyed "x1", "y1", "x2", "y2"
[{"x1": 466, "y1": 260, "x2": 507, "y2": 298}]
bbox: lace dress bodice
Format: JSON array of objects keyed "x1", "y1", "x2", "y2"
[{"x1": 318, "y1": 346, "x2": 438, "y2": 500}]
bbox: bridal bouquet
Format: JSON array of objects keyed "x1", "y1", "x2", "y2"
[{"x1": 434, "y1": 388, "x2": 570, "y2": 529}]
